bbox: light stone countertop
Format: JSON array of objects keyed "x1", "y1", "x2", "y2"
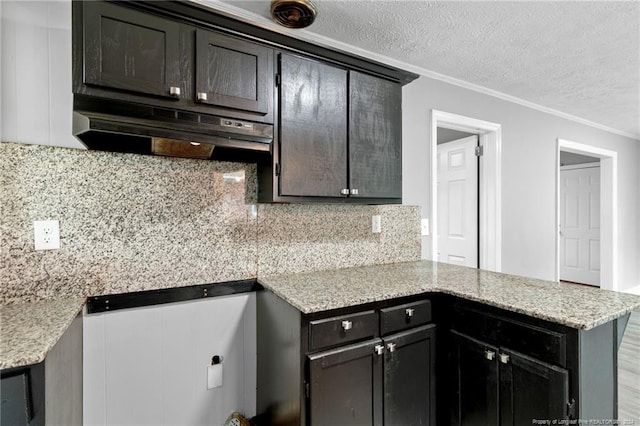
[
  {"x1": 258, "y1": 260, "x2": 640, "y2": 330},
  {"x1": 0, "y1": 297, "x2": 85, "y2": 370}
]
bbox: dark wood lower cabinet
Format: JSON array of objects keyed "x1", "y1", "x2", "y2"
[
  {"x1": 258, "y1": 292, "x2": 624, "y2": 426},
  {"x1": 450, "y1": 330, "x2": 570, "y2": 426},
  {"x1": 307, "y1": 326, "x2": 437, "y2": 426},
  {"x1": 309, "y1": 339, "x2": 383, "y2": 426},
  {"x1": 500, "y1": 348, "x2": 569, "y2": 426},
  {"x1": 450, "y1": 331, "x2": 499, "y2": 426},
  {"x1": 257, "y1": 292, "x2": 436, "y2": 426},
  {"x1": 383, "y1": 325, "x2": 436, "y2": 426}
]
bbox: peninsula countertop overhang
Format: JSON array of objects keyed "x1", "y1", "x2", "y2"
[{"x1": 257, "y1": 260, "x2": 640, "y2": 330}]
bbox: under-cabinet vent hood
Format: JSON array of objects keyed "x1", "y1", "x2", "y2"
[{"x1": 73, "y1": 95, "x2": 273, "y2": 162}]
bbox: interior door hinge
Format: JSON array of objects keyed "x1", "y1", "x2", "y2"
[
  {"x1": 475, "y1": 146, "x2": 484, "y2": 157},
  {"x1": 305, "y1": 381, "x2": 310, "y2": 399},
  {"x1": 275, "y1": 74, "x2": 281, "y2": 87},
  {"x1": 567, "y1": 398, "x2": 576, "y2": 419},
  {"x1": 275, "y1": 163, "x2": 281, "y2": 176}
]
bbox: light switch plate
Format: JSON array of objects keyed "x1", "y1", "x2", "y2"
[
  {"x1": 372, "y1": 215, "x2": 382, "y2": 233},
  {"x1": 34, "y1": 220, "x2": 60, "y2": 250},
  {"x1": 421, "y1": 218, "x2": 430, "y2": 236}
]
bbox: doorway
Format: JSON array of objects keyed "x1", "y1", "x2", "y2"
[
  {"x1": 559, "y1": 152, "x2": 601, "y2": 286},
  {"x1": 556, "y1": 139, "x2": 618, "y2": 291},
  {"x1": 437, "y1": 132, "x2": 479, "y2": 267},
  {"x1": 431, "y1": 110, "x2": 502, "y2": 272}
]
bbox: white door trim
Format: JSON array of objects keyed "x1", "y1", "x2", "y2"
[
  {"x1": 560, "y1": 162, "x2": 600, "y2": 171},
  {"x1": 556, "y1": 139, "x2": 617, "y2": 290},
  {"x1": 430, "y1": 110, "x2": 502, "y2": 272}
]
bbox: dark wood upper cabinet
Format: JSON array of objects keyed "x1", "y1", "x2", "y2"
[
  {"x1": 261, "y1": 54, "x2": 403, "y2": 203},
  {"x1": 278, "y1": 54, "x2": 348, "y2": 198},
  {"x1": 77, "y1": 2, "x2": 275, "y2": 123},
  {"x1": 195, "y1": 30, "x2": 273, "y2": 117},
  {"x1": 82, "y1": 2, "x2": 180, "y2": 98},
  {"x1": 76, "y1": 1, "x2": 415, "y2": 203},
  {"x1": 349, "y1": 71, "x2": 402, "y2": 199}
]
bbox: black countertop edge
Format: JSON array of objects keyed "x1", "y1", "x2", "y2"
[{"x1": 86, "y1": 279, "x2": 262, "y2": 314}]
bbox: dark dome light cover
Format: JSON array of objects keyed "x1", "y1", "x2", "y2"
[{"x1": 270, "y1": 0, "x2": 317, "y2": 29}]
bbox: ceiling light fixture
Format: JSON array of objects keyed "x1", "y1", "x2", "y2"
[{"x1": 270, "y1": 0, "x2": 317, "y2": 29}]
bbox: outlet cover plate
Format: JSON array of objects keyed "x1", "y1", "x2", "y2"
[{"x1": 34, "y1": 220, "x2": 60, "y2": 250}]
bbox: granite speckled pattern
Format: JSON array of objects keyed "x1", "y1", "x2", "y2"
[
  {"x1": 1, "y1": 142, "x2": 258, "y2": 303},
  {"x1": 1, "y1": 142, "x2": 421, "y2": 304},
  {"x1": 257, "y1": 204, "x2": 420, "y2": 276},
  {"x1": 258, "y1": 260, "x2": 640, "y2": 330},
  {"x1": 0, "y1": 297, "x2": 85, "y2": 369}
]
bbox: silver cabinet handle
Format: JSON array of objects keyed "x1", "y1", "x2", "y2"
[
  {"x1": 387, "y1": 342, "x2": 396, "y2": 353},
  {"x1": 341, "y1": 320, "x2": 352, "y2": 331},
  {"x1": 340, "y1": 188, "x2": 349, "y2": 195},
  {"x1": 485, "y1": 350, "x2": 496, "y2": 361},
  {"x1": 405, "y1": 308, "x2": 415, "y2": 317},
  {"x1": 499, "y1": 353, "x2": 510, "y2": 364},
  {"x1": 169, "y1": 86, "x2": 181, "y2": 97},
  {"x1": 197, "y1": 92, "x2": 208, "y2": 102},
  {"x1": 374, "y1": 344, "x2": 385, "y2": 355},
  {"x1": 350, "y1": 188, "x2": 359, "y2": 195}
]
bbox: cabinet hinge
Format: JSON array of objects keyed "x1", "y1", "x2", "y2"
[
  {"x1": 275, "y1": 74, "x2": 281, "y2": 87},
  {"x1": 475, "y1": 146, "x2": 484, "y2": 157},
  {"x1": 567, "y1": 398, "x2": 576, "y2": 419},
  {"x1": 275, "y1": 163, "x2": 281, "y2": 176},
  {"x1": 305, "y1": 381, "x2": 310, "y2": 399}
]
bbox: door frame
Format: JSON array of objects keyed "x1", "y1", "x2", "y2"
[
  {"x1": 556, "y1": 139, "x2": 617, "y2": 290},
  {"x1": 430, "y1": 110, "x2": 502, "y2": 272}
]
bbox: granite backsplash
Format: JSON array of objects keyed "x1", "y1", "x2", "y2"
[{"x1": 0, "y1": 142, "x2": 420, "y2": 303}]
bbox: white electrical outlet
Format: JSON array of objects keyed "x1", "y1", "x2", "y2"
[
  {"x1": 34, "y1": 220, "x2": 60, "y2": 250},
  {"x1": 421, "y1": 218, "x2": 430, "y2": 236},
  {"x1": 372, "y1": 215, "x2": 382, "y2": 234}
]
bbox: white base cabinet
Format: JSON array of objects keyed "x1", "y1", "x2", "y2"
[{"x1": 83, "y1": 293, "x2": 256, "y2": 426}]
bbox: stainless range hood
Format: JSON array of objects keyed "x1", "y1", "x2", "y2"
[{"x1": 73, "y1": 95, "x2": 273, "y2": 162}]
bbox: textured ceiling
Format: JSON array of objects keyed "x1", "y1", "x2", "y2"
[{"x1": 206, "y1": 0, "x2": 640, "y2": 139}]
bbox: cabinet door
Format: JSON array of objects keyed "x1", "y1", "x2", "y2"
[
  {"x1": 195, "y1": 30, "x2": 273, "y2": 116},
  {"x1": 383, "y1": 324, "x2": 436, "y2": 426},
  {"x1": 278, "y1": 54, "x2": 348, "y2": 198},
  {"x1": 499, "y1": 348, "x2": 569, "y2": 426},
  {"x1": 82, "y1": 2, "x2": 180, "y2": 98},
  {"x1": 349, "y1": 71, "x2": 402, "y2": 199},
  {"x1": 308, "y1": 339, "x2": 383, "y2": 426},
  {"x1": 450, "y1": 330, "x2": 499, "y2": 426}
]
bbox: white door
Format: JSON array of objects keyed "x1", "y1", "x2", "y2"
[
  {"x1": 437, "y1": 135, "x2": 478, "y2": 267},
  {"x1": 560, "y1": 164, "x2": 600, "y2": 286}
]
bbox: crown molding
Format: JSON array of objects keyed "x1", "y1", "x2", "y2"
[{"x1": 194, "y1": 0, "x2": 639, "y2": 141}]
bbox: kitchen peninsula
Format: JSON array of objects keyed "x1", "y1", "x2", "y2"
[{"x1": 257, "y1": 260, "x2": 640, "y2": 425}]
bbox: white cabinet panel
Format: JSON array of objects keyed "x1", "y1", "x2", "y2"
[
  {"x1": 84, "y1": 293, "x2": 257, "y2": 426},
  {"x1": 104, "y1": 308, "x2": 163, "y2": 426}
]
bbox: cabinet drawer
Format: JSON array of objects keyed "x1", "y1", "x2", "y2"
[
  {"x1": 309, "y1": 311, "x2": 378, "y2": 352},
  {"x1": 452, "y1": 306, "x2": 567, "y2": 367},
  {"x1": 498, "y1": 319, "x2": 566, "y2": 367},
  {"x1": 380, "y1": 300, "x2": 432, "y2": 335}
]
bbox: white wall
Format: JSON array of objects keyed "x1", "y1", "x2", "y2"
[
  {"x1": 83, "y1": 294, "x2": 257, "y2": 426},
  {"x1": 403, "y1": 76, "x2": 640, "y2": 290},
  {"x1": 1, "y1": 0, "x2": 82, "y2": 149}
]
